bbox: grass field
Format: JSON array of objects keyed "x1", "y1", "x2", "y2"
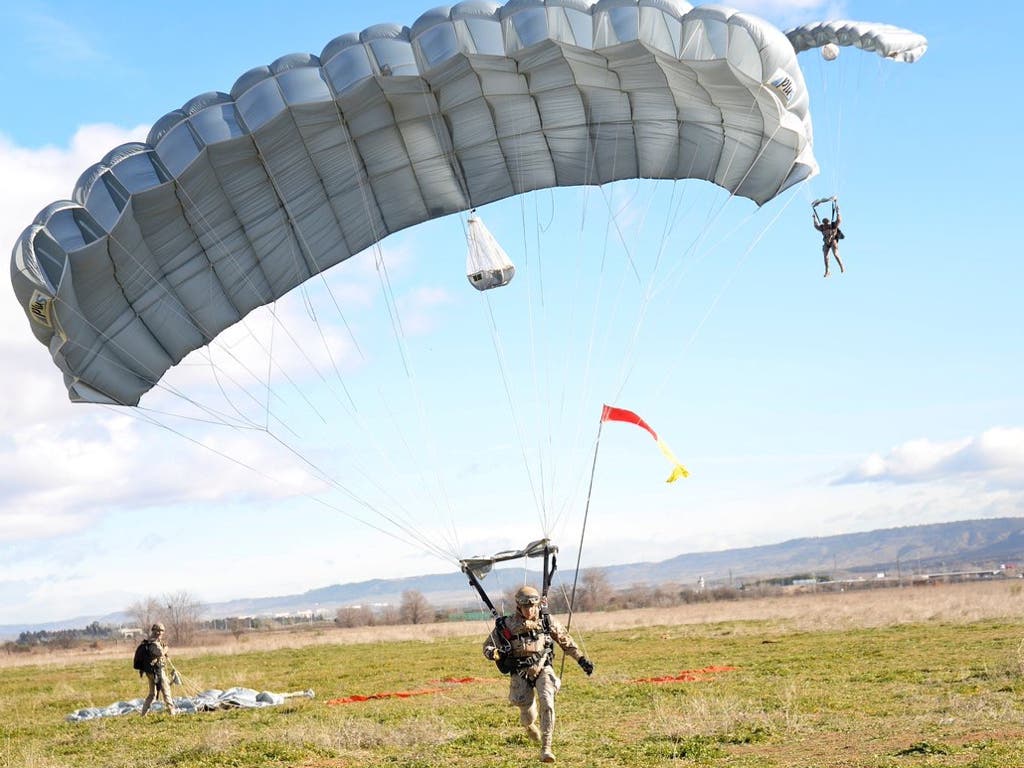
[{"x1": 3, "y1": 581, "x2": 1023, "y2": 767}]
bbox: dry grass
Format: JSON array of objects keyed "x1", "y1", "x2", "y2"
[
  {"x1": 3, "y1": 582, "x2": 1024, "y2": 768},
  {"x1": 4, "y1": 579, "x2": 1021, "y2": 671}
]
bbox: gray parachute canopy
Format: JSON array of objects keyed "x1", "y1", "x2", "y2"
[
  {"x1": 785, "y1": 20, "x2": 928, "y2": 63},
  {"x1": 10, "y1": 1, "x2": 925, "y2": 407}
]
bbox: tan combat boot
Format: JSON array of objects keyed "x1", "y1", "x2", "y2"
[
  {"x1": 525, "y1": 723, "x2": 541, "y2": 744},
  {"x1": 540, "y1": 741, "x2": 556, "y2": 763}
]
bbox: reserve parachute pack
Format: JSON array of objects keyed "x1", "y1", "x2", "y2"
[
  {"x1": 132, "y1": 638, "x2": 162, "y2": 675},
  {"x1": 493, "y1": 617, "x2": 516, "y2": 675}
]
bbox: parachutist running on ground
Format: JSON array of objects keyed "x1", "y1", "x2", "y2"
[
  {"x1": 813, "y1": 199, "x2": 845, "y2": 277},
  {"x1": 483, "y1": 586, "x2": 593, "y2": 764}
]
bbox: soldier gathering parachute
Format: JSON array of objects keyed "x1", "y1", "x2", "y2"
[{"x1": 10, "y1": 1, "x2": 926, "y2": 411}]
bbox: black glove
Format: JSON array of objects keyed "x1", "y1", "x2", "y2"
[{"x1": 578, "y1": 656, "x2": 594, "y2": 676}]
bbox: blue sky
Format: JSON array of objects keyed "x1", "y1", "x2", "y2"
[{"x1": 1, "y1": 1, "x2": 1021, "y2": 625}]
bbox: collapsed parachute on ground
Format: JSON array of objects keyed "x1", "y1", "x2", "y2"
[
  {"x1": 65, "y1": 687, "x2": 315, "y2": 721},
  {"x1": 10, "y1": 1, "x2": 926, "y2": 407}
]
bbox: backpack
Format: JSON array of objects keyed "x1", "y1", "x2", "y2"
[{"x1": 132, "y1": 638, "x2": 162, "y2": 675}]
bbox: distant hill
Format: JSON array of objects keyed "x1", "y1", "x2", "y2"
[
  {"x1": 598, "y1": 517, "x2": 1024, "y2": 587},
  {"x1": 3, "y1": 517, "x2": 1022, "y2": 640}
]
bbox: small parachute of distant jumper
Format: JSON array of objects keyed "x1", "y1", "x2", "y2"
[{"x1": 466, "y1": 212, "x2": 515, "y2": 291}]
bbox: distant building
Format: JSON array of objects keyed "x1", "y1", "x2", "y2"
[{"x1": 119, "y1": 627, "x2": 142, "y2": 639}]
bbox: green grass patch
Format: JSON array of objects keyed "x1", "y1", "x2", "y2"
[{"x1": 2, "y1": 619, "x2": 1023, "y2": 767}]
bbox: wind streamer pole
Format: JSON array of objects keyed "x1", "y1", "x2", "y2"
[
  {"x1": 567, "y1": 415, "x2": 604, "y2": 631},
  {"x1": 559, "y1": 414, "x2": 603, "y2": 677},
  {"x1": 561, "y1": 405, "x2": 688, "y2": 674}
]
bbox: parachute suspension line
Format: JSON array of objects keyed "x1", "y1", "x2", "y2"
[
  {"x1": 593, "y1": 140, "x2": 642, "y2": 284},
  {"x1": 46, "y1": 290, "x2": 282, "y2": 434},
  {"x1": 104, "y1": 405, "x2": 458, "y2": 565},
  {"x1": 561, "y1": 119, "x2": 704, "y2": 432},
  {"x1": 258, "y1": 428, "x2": 457, "y2": 564},
  {"x1": 242, "y1": 131, "x2": 365, "y2": 411},
  {"x1": 536, "y1": 188, "x2": 556, "y2": 233},
  {"x1": 830, "y1": 51, "x2": 845, "y2": 196},
  {"x1": 264, "y1": 301, "x2": 278, "y2": 431},
  {"x1": 123, "y1": 155, "x2": 460, "y2": 564},
  {"x1": 364, "y1": 240, "x2": 465, "y2": 559},
  {"x1": 609, "y1": 117, "x2": 791, "y2": 404},
  {"x1": 810, "y1": 43, "x2": 845, "y2": 199},
  {"x1": 479, "y1": 287, "x2": 548, "y2": 533},
  {"x1": 87, "y1": 318, "x2": 454, "y2": 565},
  {"x1": 493, "y1": 190, "x2": 551, "y2": 534},
  {"x1": 529, "y1": 190, "x2": 555, "y2": 531},
  {"x1": 540, "y1": 113, "x2": 627, "y2": 535},
  {"x1": 92, "y1": 226, "x2": 285, "y2": 423},
  {"x1": 134, "y1": 405, "x2": 258, "y2": 429},
  {"x1": 198, "y1": 345, "x2": 309, "y2": 441},
  {"x1": 163, "y1": 180, "x2": 354, "y2": 427},
  {"x1": 312, "y1": 97, "x2": 464, "y2": 561},
  {"x1": 530, "y1": 179, "x2": 600, "y2": 537},
  {"x1": 652, "y1": 184, "x2": 804, "y2": 400},
  {"x1": 651, "y1": 118, "x2": 788, "y2": 299}
]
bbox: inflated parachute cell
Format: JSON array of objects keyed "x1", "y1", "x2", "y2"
[
  {"x1": 9, "y1": 1, "x2": 923, "y2": 407},
  {"x1": 785, "y1": 20, "x2": 928, "y2": 63}
]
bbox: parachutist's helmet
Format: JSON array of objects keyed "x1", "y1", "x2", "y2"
[
  {"x1": 515, "y1": 586, "x2": 540, "y2": 606},
  {"x1": 822, "y1": 218, "x2": 830, "y2": 225},
  {"x1": 151, "y1": 622, "x2": 165, "y2": 633}
]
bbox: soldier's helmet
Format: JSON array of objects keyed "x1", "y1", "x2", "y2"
[
  {"x1": 515, "y1": 586, "x2": 541, "y2": 606},
  {"x1": 151, "y1": 622, "x2": 165, "y2": 633},
  {"x1": 822, "y1": 217, "x2": 830, "y2": 225}
]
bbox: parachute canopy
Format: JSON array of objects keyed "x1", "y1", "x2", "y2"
[
  {"x1": 66, "y1": 688, "x2": 315, "y2": 722},
  {"x1": 785, "y1": 20, "x2": 928, "y2": 63},
  {"x1": 10, "y1": 1, "x2": 925, "y2": 407}
]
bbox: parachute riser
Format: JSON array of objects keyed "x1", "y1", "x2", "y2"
[
  {"x1": 461, "y1": 565, "x2": 501, "y2": 620},
  {"x1": 460, "y1": 541, "x2": 557, "y2": 617}
]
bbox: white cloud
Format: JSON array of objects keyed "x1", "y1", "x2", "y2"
[
  {"x1": 835, "y1": 428, "x2": 1024, "y2": 487},
  {"x1": 0, "y1": 125, "x2": 149, "y2": 431},
  {"x1": 0, "y1": 126, "x2": 468, "y2": 556}
]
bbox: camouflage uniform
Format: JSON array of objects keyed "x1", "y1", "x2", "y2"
[
  {"x1": 140, "y1": 625, "x2": 176, "y2": 715},
  {"x1": 483, "y1": 589, "x2": 592, "y2": 763},
  {"x1": 814, "y1": 208, "x2": 844, "y2": 277}
]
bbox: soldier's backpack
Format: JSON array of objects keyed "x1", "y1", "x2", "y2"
[{"x1": 132, "y1": 638, "x2": 162, "y2": 676}]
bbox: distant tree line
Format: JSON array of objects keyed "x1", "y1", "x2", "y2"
[
  {"x1": 11, "y1": 621, "x2": 115, "y2": 648},
  {"x1": 10, "y1": 567, "x2": 949, "y2": 653},
  {"x1": 334, "y1": 589, "x2": 438, "y2": 628}
]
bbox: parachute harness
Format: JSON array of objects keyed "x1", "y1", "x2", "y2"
[{"x1": 461, "y1": 540, "x2": 560, "y2": 678}]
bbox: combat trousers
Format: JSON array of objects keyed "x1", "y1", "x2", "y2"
[
  {"x1": 508, "y1": 665, "x2": 561, "y2": 745},
  {"x1": 142, "y1": 669, "x2": 175, "y2": 714}
]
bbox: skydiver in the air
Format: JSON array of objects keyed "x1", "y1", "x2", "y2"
[{"x1": 813, "y1": 198, "x2": 844, "y2": 277}]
